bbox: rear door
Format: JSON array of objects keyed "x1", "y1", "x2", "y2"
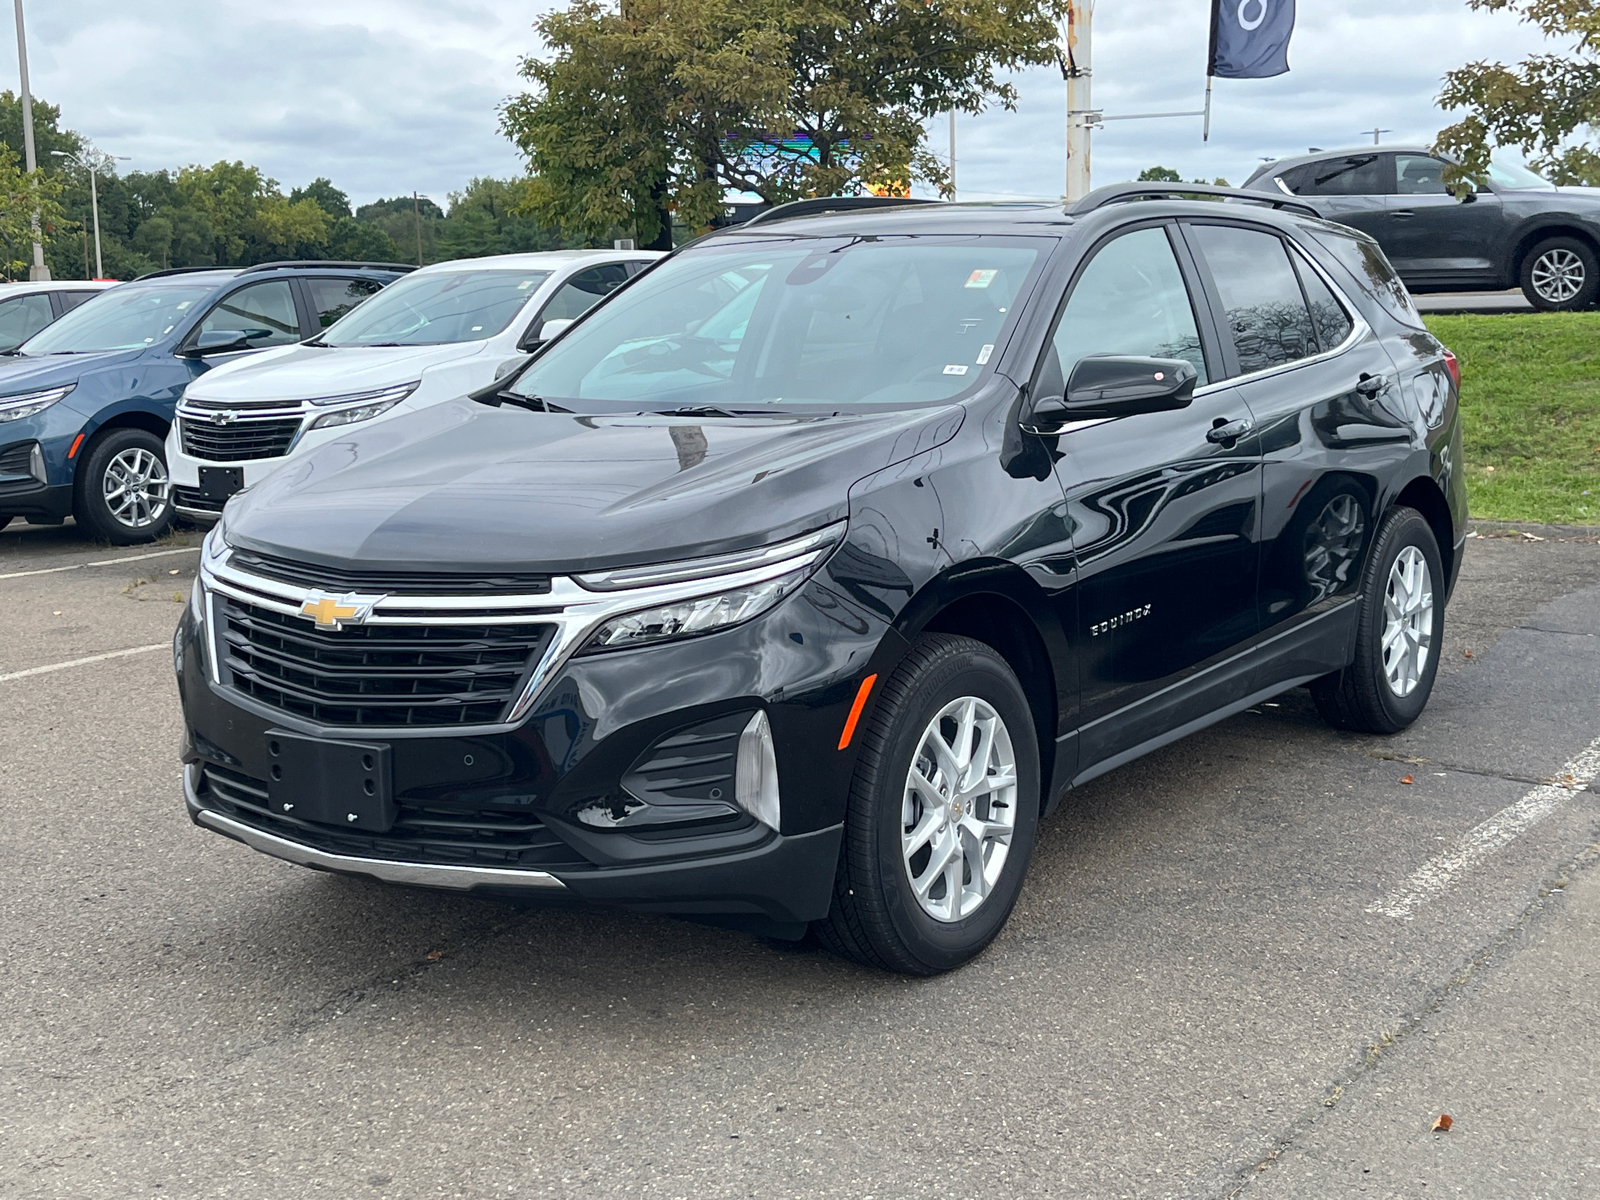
[
  {"x1": 1181, "y1": 219, "x2": 1407, "y2": 691},
  {"x1": 1042, "y1": 221, "x2": 1262, "y2": 771},
  {"x1": 1385, "y1": 153, "x2": 1503, "y2": 287}
]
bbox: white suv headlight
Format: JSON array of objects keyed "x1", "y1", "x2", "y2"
[
  {"x1": 0, "y1": 384, "x2": 74, "y2": 422},
  {"x1": 306, "y1": 382, "x2": 418, "y2": 430}
]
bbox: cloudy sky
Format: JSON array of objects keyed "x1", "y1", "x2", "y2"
[{"x1": 1, "y1": 0, "x2": 1559, "y2": 208}]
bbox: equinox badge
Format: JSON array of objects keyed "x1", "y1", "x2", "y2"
[{"x1": 298, "y1": 591, "x2": 383, "y2": 631}]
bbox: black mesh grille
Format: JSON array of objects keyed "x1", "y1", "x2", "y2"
[
  {"x1": 174, "y1": 486, "x2": 226, "y2": 514},
  {"x1": 180, "y1": 416, "x2": 301, "y2": 462},
  {"x1": 0, "y1": 441, "x2": 34, "y2": 477},
  {"x1": 227, "y1": 548, "x2": 552, "y2": 596},
  {"x1": 199, "y1": 763, "x2": 589, "y2": 869},
  {"x1": 218, "y1": 596, "x2": 552, "y2": 727}
]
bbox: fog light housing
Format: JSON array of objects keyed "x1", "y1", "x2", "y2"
[{"x1": 735, "y1": 710, "x2": 781, "y2": 832}]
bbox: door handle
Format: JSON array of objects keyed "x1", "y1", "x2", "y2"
[
  {"x1": 1206, "y1": 417, "x2": 1254, "y2": 445},
  {"x1": 1391, "y1": 210, "x2": 1416, "y2": 219},
  {"x1": 1354, "y1": 372, "x2": 1388, "y2": 397}
]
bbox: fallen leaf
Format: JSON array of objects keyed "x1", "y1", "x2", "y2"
[
  {"x1": 1432, "y1": 1113, "x2": 1452, "y2": 1132},
  {"x1": 168, "y1": 569, "x2": 179, "y2": 575},
  {"x1": 1464, "y1": 650, "x2": 1474, "y2": 658},
  {"x1": 52, "y1": 610, "x2": 61, "y2": 616},
  {"x1": 1485, "y1": 465, "x2": 1495, "y2": 473},
  {"x1": 425, "y1": 949, "x2": 444, "y2": 961},
  {"x1": 1401, "y1": 775, "x2": 1414, "y2": 785}
]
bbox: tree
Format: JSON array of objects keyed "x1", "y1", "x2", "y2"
[
  {"x1": 503, "y1": 0, "x2": 1072, "y2": 245},
  {"x1": 290, "y1": 177, "x2": 352, "y2": 218},
  {"x1": 0, "y1": 143, "x2": 66, "y2": 280},
  {"x1": 1436, "y1": 0, "x2": 1600, "y2": 185},
  {"x1": 1138, "y1": 165, "x2": 1184, "y2": 182}
]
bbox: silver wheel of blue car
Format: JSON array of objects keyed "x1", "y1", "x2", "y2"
[
  {"x1": 75, "y1": 427, "x2": 176, "y2": 545},
  {"x1": 103, "y1": 446, "x2": 171, "y2": 530}
]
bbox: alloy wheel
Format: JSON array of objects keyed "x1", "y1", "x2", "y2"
[
  {"x1": 102, "y1": 446, "x2": 172, "y2": 530},
  {"x1": 901, "y1": 695, "x2": 1019, "y2": 922},
  {"x1": 1531, "y1": 248, "x2": 1586, "y2": 304},
  {"x1": 1382, "y1": 545, "x2": 1434, "y2": 698}
]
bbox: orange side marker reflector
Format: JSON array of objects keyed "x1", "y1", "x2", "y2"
[
  {"x1": 837, "y1": 673, "x2": 878, "y2": 750},
  {"x1": 68, "y1": 433, "x2": 85, "y2": 459}
]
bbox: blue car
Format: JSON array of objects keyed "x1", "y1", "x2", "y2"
[{"x1": 0, "y1": 260, "x2": 411, "y2": 543}]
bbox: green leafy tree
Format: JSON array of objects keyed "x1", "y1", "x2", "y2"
[
  {"x1": 1138, "y1": 165, "x2": 1184, "y2": 182},
  {"x1": 1437, "y1": 0, "x2": 1600, "y2": 185},
  {"x1": 0, "y1": 143, "x2": 66, "y2": 280},
  {"x1": 503, "y1": 0, "x2": 1072, "y2": 246},
  {"x1": 290, "y1": 177, "x2": 353, "y2": 219}
]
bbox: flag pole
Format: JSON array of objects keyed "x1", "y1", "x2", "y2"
[{"x1": 1203, "y1": 0, "x2": 1220, "y2": 143}]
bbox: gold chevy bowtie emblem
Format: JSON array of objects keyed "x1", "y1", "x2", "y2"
[{"x1": 298, "y1": 591, "x2": 379, "y2": 631}]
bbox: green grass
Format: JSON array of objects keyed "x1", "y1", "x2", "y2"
[{"x1": 1424, "y1": 312, "x2": 1600, "y2": 526}]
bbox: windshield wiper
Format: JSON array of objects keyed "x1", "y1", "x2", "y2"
[
  {"x1": 474, "y1": 388, "x2": 569, "y2": 413},
  {"x1": 303, "y1": 336, "x2": 330, "y2": 347},
  {"x1": 0, "y1": 348, "x2": 24, "y2": 356},
  {"x1": 645, "y1": 405, "x2": 790, "y2": 418}
]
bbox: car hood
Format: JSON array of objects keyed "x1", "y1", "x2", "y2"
[
  {"x1": 224, "y1": 397, "x2": 964, "y2": 575},
  {"x1": 185, "y1": 342, "x2": 480, "y2": 403},
  {"x1": 0, "y1": 348, "x2": 142, "y2": 394}
]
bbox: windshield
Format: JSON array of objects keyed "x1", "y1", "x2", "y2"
[
  {"x1": 21, "y1": 283, "x2": 213, "y2": 354},
  {"x1": 1487, "y1": 157, "x2": 1555, "y2": 190},
  {"x1": 509, "y1": 236, "x2": 1045, "y2": 412},
  {"x1": 319, "y1": 268, "x2": 552, "y2": 347}
]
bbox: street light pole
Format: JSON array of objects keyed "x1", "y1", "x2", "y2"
[
  {"x1": 12, "y1": 0, "x2": 49, "y2": 280},
  {"x1": 413, "y1": 192, "x2": 425, "y2": 267},
  {"x1": 1062, "y1": 0, "x2": 1095, "y2": 203},
  {"x1": 51, "y1": 149, "x2": 127, "y2": 279}
]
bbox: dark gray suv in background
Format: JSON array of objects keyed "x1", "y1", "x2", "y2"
[{"x1": 1244, "y1": 147, "x2": 1600, "y2": 310}]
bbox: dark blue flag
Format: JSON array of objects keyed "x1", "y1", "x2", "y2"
[{"x1": 1209, "y1": 0, "x2": 1295, "y2": 79}]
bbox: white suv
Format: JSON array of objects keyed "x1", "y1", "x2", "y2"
[{"x1": 166, "y1": 249, "x2": 660, "y2": 518}]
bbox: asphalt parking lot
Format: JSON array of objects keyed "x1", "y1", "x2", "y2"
[{"x1": 3, "y1": 519, "x2": 1599, "y2": 1200}]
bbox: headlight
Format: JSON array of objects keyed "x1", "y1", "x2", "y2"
[
  {"x1": 581, "y1": 566, "x2": 809, "y2": 653},
  {"x1": 306, "y1": 382, "x2": 417, "y2": 430},
  {"x1": 574, "y1": 522, "x2": 846, "y2": 654},
  {"x1": 0, "y1": 384, "x2": 74, "y2": 423}
]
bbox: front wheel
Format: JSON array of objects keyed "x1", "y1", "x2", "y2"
[
  {"x1": 1519, "y1": 236, "x2": 1600, "y2": 311},
  {"x1": 815, "y1": 634, "x2": 1040, "y2": 975},
  {"x1": 73, "y1": 428, "x2": 175, "y2": 545},
  {"x1": 1311, "y1": 505, "x2": 1444, "y2": 734}
]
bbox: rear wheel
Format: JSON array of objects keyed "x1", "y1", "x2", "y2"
[
  {"x1": 1311, "y1": 505, "x2": 1444, "y2": 734},
  {"x1": 815, "y1": 634, "x2": 1040, "y2": 975},
  {"x1": 1519, "y1": 236, "x2": 1600, "y2": 311},
  {"x1": 73, "y1": 428, "x2": 174, "y2": 545}
]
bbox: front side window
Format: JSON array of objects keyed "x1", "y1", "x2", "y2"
[
  {"x1": 1047, "y1": 225, "x2": 1207, "y2": 388},
  {"x1": 537, "y1": 263, "x2": 635, "y2": 324},
  {"x1": 1395, "y1": 155, "x2": 1450, "y2": 196},
  {"x1": 510, "y1": 236, "x2": 1046, "y2": 412},
  {"x1": 0, "y1": 293, "x2": 54, "y2": 351},
  {"x1": 306, "y1": 277, "x2": 384, "y2": 328},
  {"x1": 199, "y1": 280, "x2": 300, "y2": 349},
  {"x1": 1190, "y1": 224, "x2": 1318, "y2": 376},
  {"x1": 1290, "y1": 154, "x2": 1390, "y2": 197},
  {"x1": 20, "y1": 283, "x2": 213, "y2": 354},
  {"x1": 319, "y1": 269, "x2": 551, "y2": 347}
]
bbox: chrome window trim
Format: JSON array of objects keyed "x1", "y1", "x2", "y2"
[{"x1": 199, "y1": 535, "x2": 838, "y2": 728}]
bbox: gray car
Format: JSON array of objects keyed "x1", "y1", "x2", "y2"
[{"x1": 1243, "y1": 147, "x2": 1600, "y2": 310}]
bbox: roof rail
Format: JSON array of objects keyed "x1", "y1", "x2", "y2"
[
  {"x1": 1068, "y1": 182, "x2": 1321, "y2": 221},
  {"x1": 743, "y1": 196, "x2": 939, "y2": 227},
  {"x1": 132, "y1": 265, "x2": 238, "y2": 281},
  {"x1": 238, "y1": 260, "x2": 419, "y2": 275}
]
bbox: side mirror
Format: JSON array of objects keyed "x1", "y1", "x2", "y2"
[
  {"x1": 185, "y1": 329, "x2": 258, "y2": 357},
  {"x1": 1031, "y1": 355, "x2": 1198, "y2": 425},
  {"x1": 1459, "y1": 190, "x2": 1478, "y2": 204},
  {"x1": 517, "y1": 317, "x2": 574, "y2": 352}
]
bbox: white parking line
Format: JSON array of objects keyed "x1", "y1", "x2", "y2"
[
  {"x1": 0, "y1": 546, "x2": 196, "y2": 581},
  {"x1": 1368, "y1": 734, "x2": 1600, "y2": 919},
  {"x1": 0, "y1": 643, "x2": 169, "y2": 683}
]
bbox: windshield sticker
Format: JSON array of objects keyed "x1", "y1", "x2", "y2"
[
  {"x1": 943, "y1": 364, "x2": 969, "y2": 375},
  {"x1": 518, "y1": 280, "x2": 536, "y2": 289},
  {"x1": 977, "y1": 344, "x2": 994, "y2": 365},
  {"x1": 965, "y1": 269, "x2": 998, "y2": 289},
  {"x1": 176, "y1": 301, "x2": 192, "y2": 310}
]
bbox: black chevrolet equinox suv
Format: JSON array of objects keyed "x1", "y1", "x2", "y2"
[{"x1": 175, "y1": 185, "x2": 1466, "y2": 974}]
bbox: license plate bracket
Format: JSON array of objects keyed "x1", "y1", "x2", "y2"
[
  {"x1": 264, "y1": 730, "x2": 396, "y2": 832},
  {"x1": 197, "y1": 466, "x2": 245, "y2": 503}
]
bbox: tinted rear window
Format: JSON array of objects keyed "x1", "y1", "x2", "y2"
[{"x1": 1301, "y1": 225, "x2": 1425, "y2": 330}]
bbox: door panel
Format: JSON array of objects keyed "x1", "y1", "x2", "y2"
[{"x1": 1036, "y1": 223, "x2": 1261, "y2": 761}]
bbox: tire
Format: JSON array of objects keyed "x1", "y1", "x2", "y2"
[
  {"x1": 1311, "y1": 505, "x2": 1444, "y2": 734},
  {"x1": 815, "y1": 634, "x2": 1041, "y2": 975},
  {"x1": 73, "y1": 427, "x2": 175, "y2": 545},
  {"x1": 1519, "y1": 236, "x2": 1600, "y2": 311}
]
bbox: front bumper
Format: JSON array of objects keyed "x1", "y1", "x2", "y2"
[{"x1": 175, "y1": 549, "x2": 894, "y2": 931}]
